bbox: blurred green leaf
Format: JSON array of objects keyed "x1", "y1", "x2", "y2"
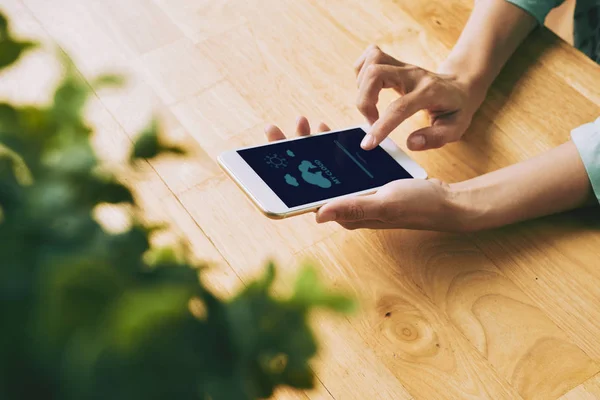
[
  {"x1": 96, "y1": 181, "x2": 134, "y2": 204},
  {"x1": 51, "y1": 73, "x2": 90, "y2": 129},
  {"x1": 131, "y1": 121, "x2": 160, "y2": 160},
  {"x1": 293, "y1": 266, "x2": 356, "y2": 313},
  {"x1": 143, "y1": 246, "x2": 185, "y2": 267},
  {"x1": 131, "y1": 119, "x2": 186, "y2": 161},
  {"x1": 88, "y1": 177, "x2": 134, "y2": 205},
  {"x1": 0, "y1": 12, "x2": 7, "y2": 36},
  {"x1": 35, "y1": 258, "x2": 125, "y2": 353},
  {"x1": 0, "y1": 103, "x2": 19, "y2": 133},
  {"x1": 0, "y1": 39, "x2": 37, "y2": 70},
  {"x1": 0, "y1": 9, "x2": 355, "y2": 400},
  {"x1": 92, "y1": 74, "x2": 126, "y2": 89},
  {"x1": 43, "y1": 141, "x2": 96, "y2": 175},
  {"x1": 258, "y1": 261, "x2": 276, "y2": 291},
  {"x1": 106, "y1": 285, "x2": 195, "y2": 353}
]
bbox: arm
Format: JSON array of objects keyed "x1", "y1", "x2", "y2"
[
  {"x1": 312, "y1": 140, "x2": 595, "y2": 232},
  {"x1": 438, "y1": 0, "x2": 539, "y2": 112},
  {"x1": 451, "y1": 141, "x2": 595, "y2": 231},
  {"x1": 267, "y1": 121, "x2": 597, "y2": 232}
]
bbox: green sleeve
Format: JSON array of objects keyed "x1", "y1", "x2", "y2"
[
  {"x1": 504, "y1": 0, "x2": 565, "y2": 25},
  {"x1": 572, "y1": 118, "x2": 600, "y2": 204}
]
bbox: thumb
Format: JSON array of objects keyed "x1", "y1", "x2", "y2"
[
  {"x1": 316, "y1": 194, "x2": 381, "y2": 223},
  {"x1": 407, "y1": 125, "x2": 458, "y2": 151}
]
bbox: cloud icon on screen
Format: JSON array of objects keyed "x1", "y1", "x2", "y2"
[
  {"x1": 284, "y1": 174, "x2": 299, "y2": 187},
  {"x1": 286, "y1": 150, "x2": 295, "y2": 157}
]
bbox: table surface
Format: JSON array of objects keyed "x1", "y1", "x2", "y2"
[{"x1": 3, "y1": 0, "x2": 600, "y2": 399}]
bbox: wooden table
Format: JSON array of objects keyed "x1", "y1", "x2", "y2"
[{"x1": 3, "y1": 0, "x2": 600, "y2": 398}]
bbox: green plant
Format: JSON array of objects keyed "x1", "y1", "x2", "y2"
[{"x1": 0, "y1": 12, "x2": 354, "y2": 400}]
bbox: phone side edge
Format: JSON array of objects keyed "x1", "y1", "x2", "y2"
[
  {"x1": 217, "y1": 151, "x2": 288, "y2": 220},
  {"x1": 379, "y1": 138, "x2": 428, "y2": 179}
]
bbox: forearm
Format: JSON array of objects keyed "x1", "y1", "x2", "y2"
[
  {"x1": 438, "y1": 0, "x2": 537, "y2": 112},
  {"x1": 451, "y1": 141, "x2": 595, "y2": 231}
]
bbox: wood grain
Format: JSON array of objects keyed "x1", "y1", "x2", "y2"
[
  {"x1": 560, "y1": 372, "x2": 600, "y2": 400},
  {"x1": 4, "y1": 0, "x2": 600, "y2": 398}
]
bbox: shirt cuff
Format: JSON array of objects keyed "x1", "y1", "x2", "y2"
[
  {"x1": 504, "y1": 0, "x2": 558, "y2": 25},
  {"x1": 571, "y1": 118, "x2": 600, "y2": 204}
]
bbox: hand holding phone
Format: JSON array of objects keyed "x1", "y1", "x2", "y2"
[
  {"x1": 218, "y1": 118, "x2": 429, "y2": 220},
  {"x1": 260, "y1": 120, "x2": 462, "y2": 232}
]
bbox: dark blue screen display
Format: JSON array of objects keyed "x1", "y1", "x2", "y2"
[{"x1": 237, "y1": 128, "x2": 413, "y2": 208}]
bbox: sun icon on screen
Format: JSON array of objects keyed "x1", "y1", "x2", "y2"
[{"x1": 264, "y1": 154, "x2": 288, "y2": 169}]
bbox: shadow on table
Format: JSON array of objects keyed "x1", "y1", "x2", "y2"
[
  {"x1": 363, "y1": 206, "x2": 600, "y2": 297},
  {"x1": 471, "y1": 206, "x2": 600, "y2": 268}
]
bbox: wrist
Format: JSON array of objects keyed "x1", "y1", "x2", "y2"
[{"x1": 445, "y1": 181, "x2": 491, "y2": 232}]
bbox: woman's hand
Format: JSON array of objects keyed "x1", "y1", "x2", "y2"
[
  {"x1": 264, "y1": 117, "x2": 471, "y2": 232},
  {"x1": 355, "y1": 45, "x2": 484, "y2": 152},
  {"x1": 314, "y1": 178, "x2": 466, "y2": 231}
]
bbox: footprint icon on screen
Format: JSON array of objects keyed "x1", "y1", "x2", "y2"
[
  {"x1": 285, "y1": 174, "x2": 299, "y2": 187},
  {"x1": 298, "y1": 160, "x2": 331, "y2": 188}
]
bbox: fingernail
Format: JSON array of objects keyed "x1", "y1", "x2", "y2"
[
  {"x1": 264, "y1": 124, "x2": 272, "y2": 133},
  {"x1": 296, "y1": 116, "x2": 302, "y2": 124},
  {"x1": 361, "y1": 134, "x2": 375, "y2": 149},
  {"x1": 316, "y1": 209, "x2": 336, "y2": 223},
  {"x1": 409, "y1": 134, "x2": 426, "y2": 150}
]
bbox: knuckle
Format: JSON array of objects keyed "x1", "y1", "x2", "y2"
[
  {"x1": 356, "y1": 97, "x2": 370, "y2": 114},
  {"x1": 365, "y1": 64, "x2": 383, "y2": 80},
  {"x1": 390, "y1": 99, "x2": 409, "y2": 116},
  {"x1": 420, "y1": 74, "x2": 441, "y2": 94},
  {"x1": 367, "y1": 44, "x2": 382, "y2": 57},
  {"x1": 419, "y1": 72, "x2": 436, "y2": 85},
  {"x1": 344, "y1": 202, "x2": 365, "y2": 220}
]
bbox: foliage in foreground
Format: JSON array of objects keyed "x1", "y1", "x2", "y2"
[{"x1": 0, "y1": 12, "x2": 354, "y2": 400}]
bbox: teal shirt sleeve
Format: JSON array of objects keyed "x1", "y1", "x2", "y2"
[
  {"x1": 504, "y1": 0, "x2": 565, "y2": 25},
  {"x1": 572, "y1": 118, "x2": 600, "y2": 204}
]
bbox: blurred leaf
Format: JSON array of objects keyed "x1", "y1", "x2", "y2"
[
  {"x1": 91, "y1": 179, "x2": 133, "y2": 205},
  {"x1": 96, "y1": 181, "x2": 134, "y2": 204},
  {"x1": 0, "y1": 104, "x2": 27, "y2": 158},
  {"x1": 143, "y1": 246, "x2": 185, "y2": 267},
  {"x1": 92, "y1": 74, "x2": 125, "y2": 89},
  {"x1": 0, "y1": 153, "x2": 23, "y2": 210},
  {"x1": 131, "y1": 121, "x2": 160, "y2": 160},
  {"x1": 258, "y1": 261, "x2": 276, "y2": 291},
  {"x1": 0, "y1": 38, "x2": 37, "y2": 70},
  {"x1": 106, "y1": 285, "x2": 195, "y2": 353},
  {"x1": 281, "y1": 365, "x2": 314, "y2": 389},
  {"x1": 29, "y1": 179, "x2": 76, "y2": 214},
  {"x1": 162, "y1": 144, "x2": 186, "y2": 155},
  {"x1": 0, "y1": 12, "x2": 7, "y2": 36},
  {"x1": 131, "y1": 119, "x2": 186, "y2": 161},
  {"x1": 43, "y1": 141, "x2": 96, "y2": 175},
  {"x1": 51, "y1": 73, "x2": 90, "y2": 128},
  {"x1": 105, "y1": 224, "x2": 151, "y2": 271},
  {"x1": 292, "y1": 266, "x2": 356, "y2": 313},
  {"x1": 0, "y1": 142, "x2": 33, "y2": 186},
  {"x1": 0, "y1": 10, "x2": 355, "y2": 400},
  {"x1": 35, "y1": 258, "x2": 125, "y2": 353},
  {"x1": 0, "y1": 103, "x2": 19, "y2": 133}
]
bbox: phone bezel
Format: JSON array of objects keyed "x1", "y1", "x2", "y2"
[{"x1": 217, "y1": 125, "x2": 428, "y2": 219}]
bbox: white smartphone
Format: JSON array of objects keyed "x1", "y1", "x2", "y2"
[{"x1": 218, "y1": 125, "x2": 427, "y2": 219}]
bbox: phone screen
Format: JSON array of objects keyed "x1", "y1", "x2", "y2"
[{"x1": 237, "y1": 128, "x2": 413, "y2": 208}]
